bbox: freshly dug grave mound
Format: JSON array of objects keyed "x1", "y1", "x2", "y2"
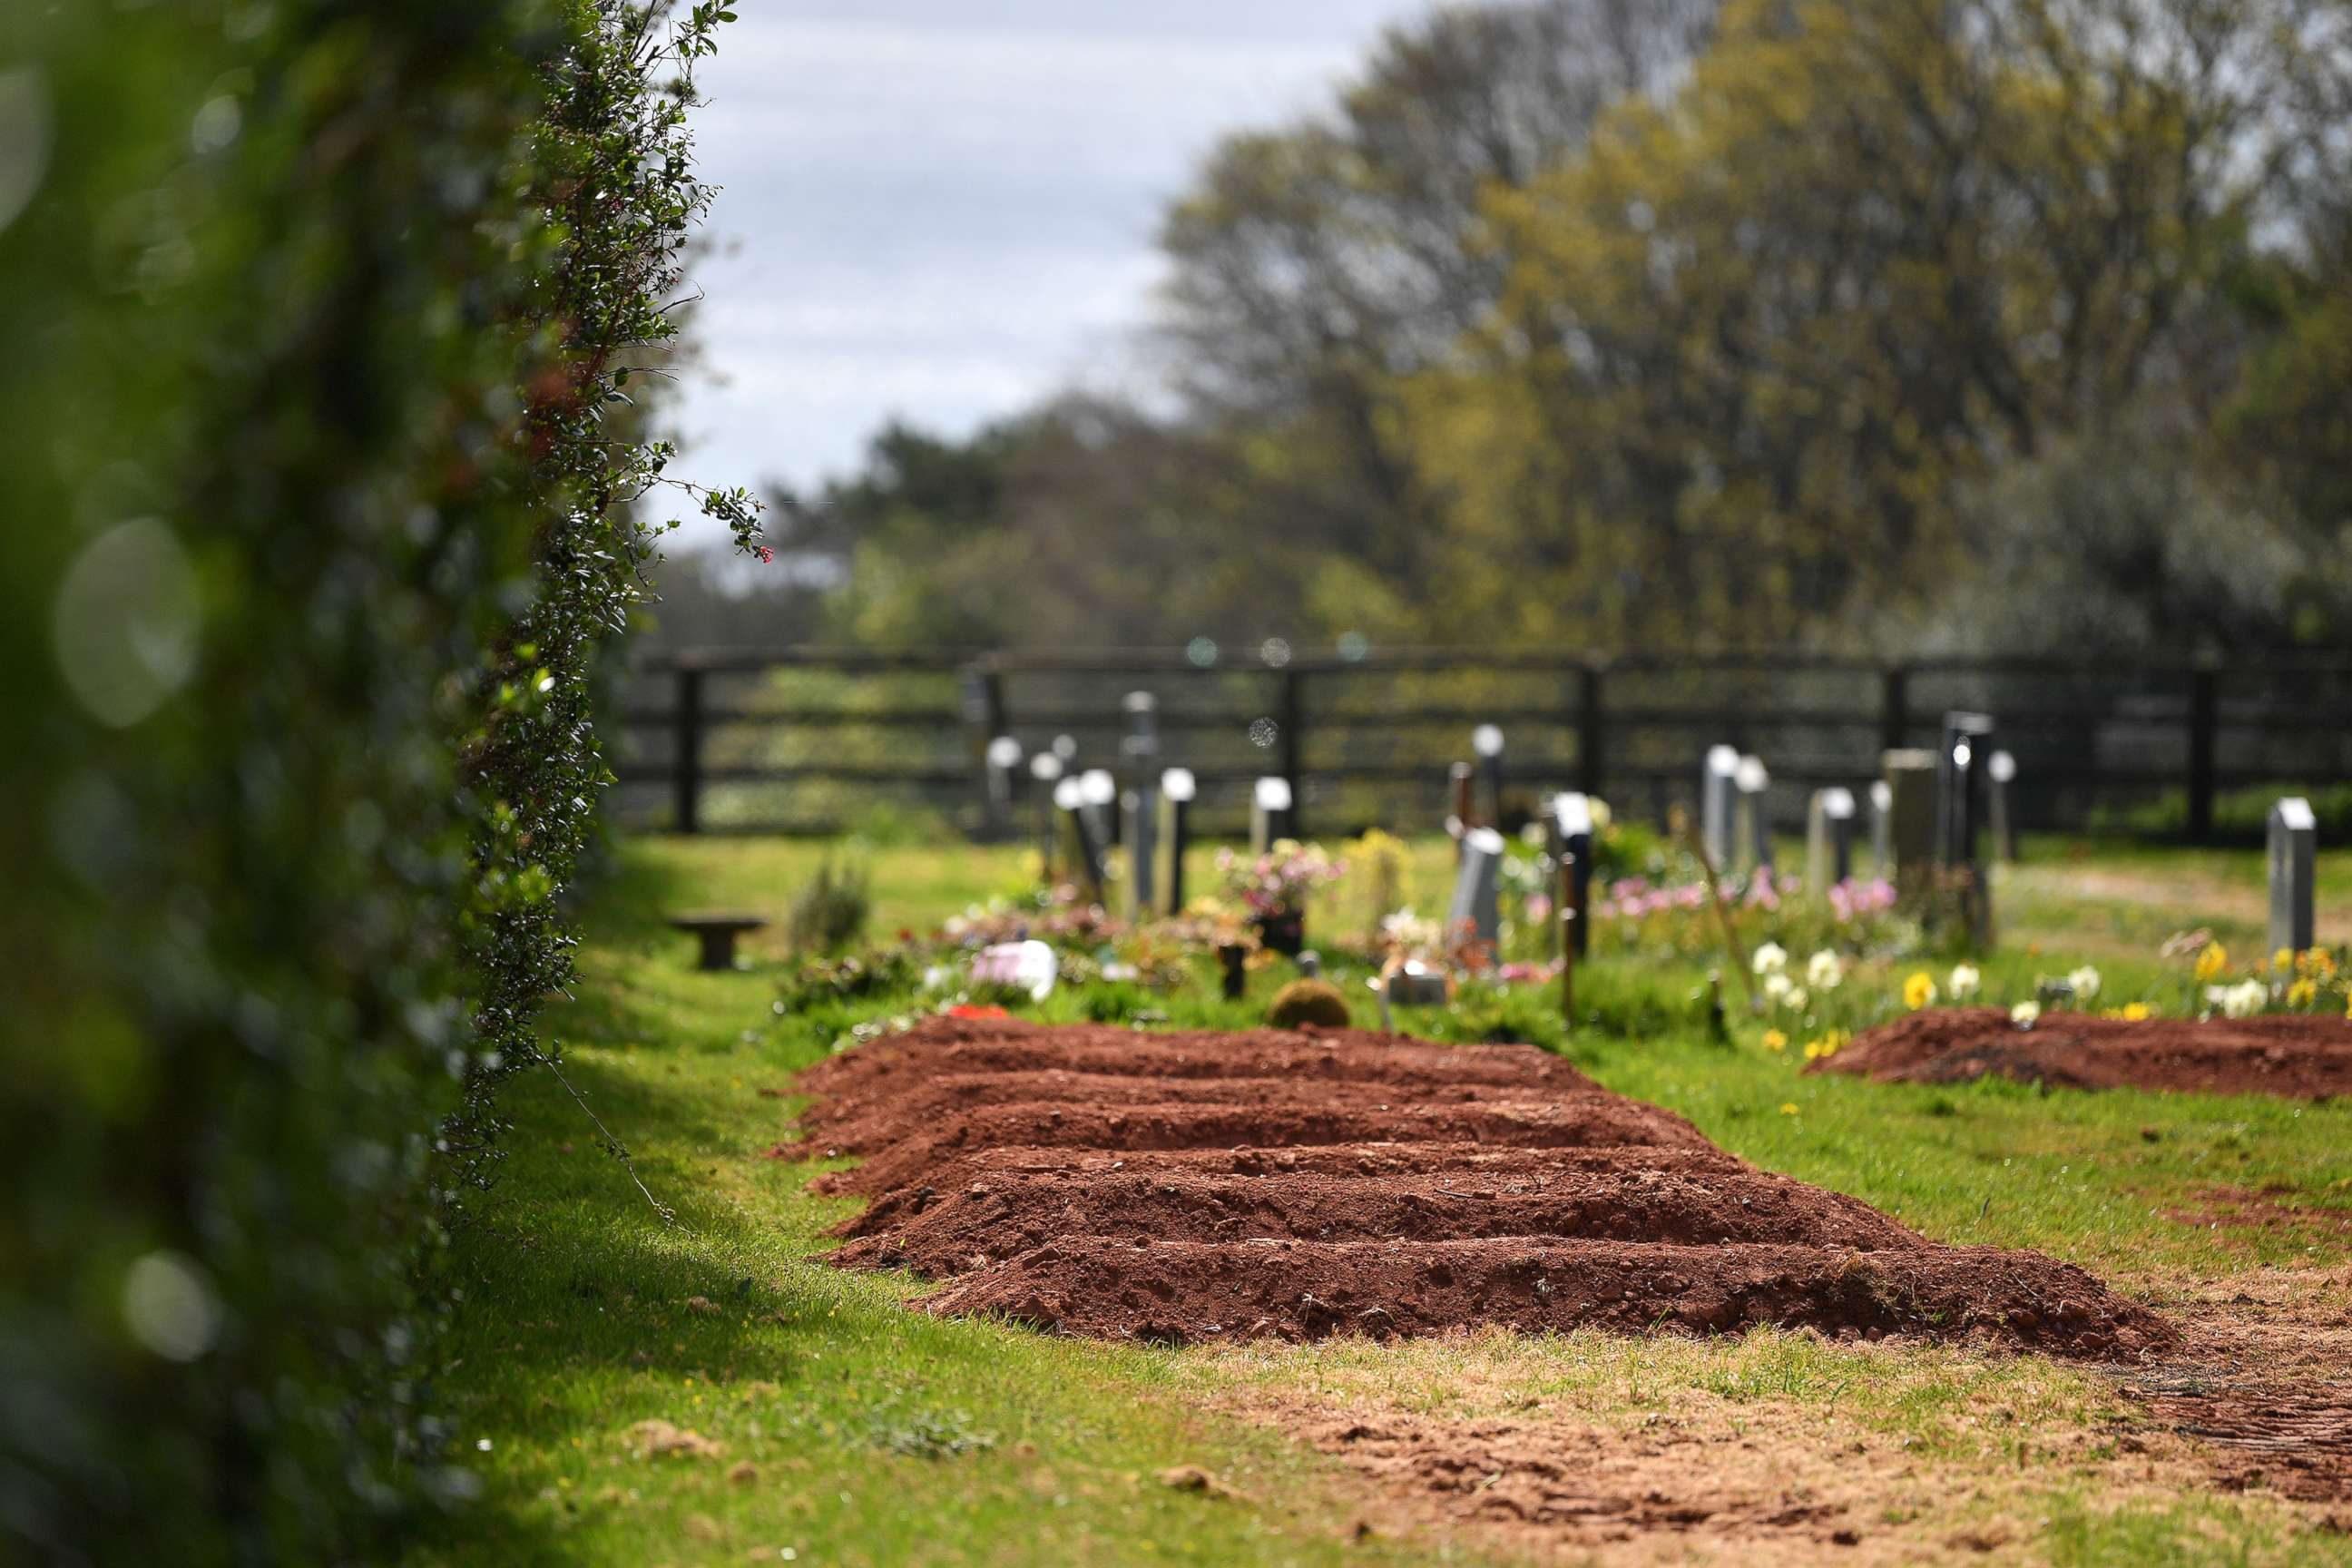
[
  {"x1": 796, "y1": 1017, "x2": 1589, "y2": 1099},
  {"x1": 823, "y1": 1096, "x2": 1715, "y2": 1200},
  {"x1": 799, "y1": 1016, "x2": 2168, "y2": 1356},
  {"x1": 923, "y1": 1237, "x2": 2163, "y2": 1357},
  {"x1": 802, "y1": 1070, "x2": 1563, "y2": 1155},
  {"x1": 811, "y1": 1139, "x2": 1748, "y2": 1202},
  {"x1": 1815, "y1": 1007, "x2": 2352, "y2": 1100},
  {"x1": 829, "y1": 1167, "x2": 1926, "y2": 1275}
]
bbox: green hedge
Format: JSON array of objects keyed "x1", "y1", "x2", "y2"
[{"x1": 1, "y1": 1, "x2": 749, "y2": 1561}]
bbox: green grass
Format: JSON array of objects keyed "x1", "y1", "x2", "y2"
[{"x1": 412, "y1": 835, "x2": 2352, "y2": 1567}]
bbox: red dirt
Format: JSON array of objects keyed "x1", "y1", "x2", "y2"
[
  {"x1": 797, "y1": 1016, "x2": 2167, "y2": 1358},
  {"x1": 1814, "y1": 1007, "x2": 2352, "y2": 1100}
]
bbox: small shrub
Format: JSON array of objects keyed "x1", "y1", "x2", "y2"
[
  {"x1": 1267, "y1": 977, "x2": 1353, "y2": 1029},
  {"x1": 789, "y1": 858, "x2": 873, "y2": 953}
]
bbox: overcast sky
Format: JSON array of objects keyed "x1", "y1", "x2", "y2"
[{"x1": 671, "y1": 1, "x2": 1435, "y2": 503}]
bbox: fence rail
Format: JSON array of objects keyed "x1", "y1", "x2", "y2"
[{"x1": 605, "y1": 647, "x2": 2352, "y2": 841}]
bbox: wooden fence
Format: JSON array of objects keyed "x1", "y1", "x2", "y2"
[{"x1": 606, "y1": 648, "x2": 2352, "y2": 842}]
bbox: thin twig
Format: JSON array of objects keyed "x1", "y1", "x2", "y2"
[{"x1": 544, "y1": 1052, "x2": 678, "y2": 1227}]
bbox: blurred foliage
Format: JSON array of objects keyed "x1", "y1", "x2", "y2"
[
  {"x1": 767, "y1": 0, "x2": 2352, "y2": 661},
  {"x1": 0, "y1": 0, "x2": 746, "y2": 1562},
  {"x1": 788, "y1": 857, "x2": 876, "y2": 954}
]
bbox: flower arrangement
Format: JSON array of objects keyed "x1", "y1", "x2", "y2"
[
  {"x1": 2180, "y1": 938, "x2": 2349, "y2": 1019},
  {"x1": 1216, "y1": 839, "x2": 1347, "y2": 916}
]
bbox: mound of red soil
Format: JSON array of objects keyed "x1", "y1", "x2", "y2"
[
  {"x1": 798, "y1": 1016, "x2": 2168, "y2": 1357},
  {"x1": 1814, "y1": 1008, "x2": 2352, "y2": 1100}
]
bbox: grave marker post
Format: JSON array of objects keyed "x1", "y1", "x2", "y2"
[
  {"x1": 1735, "y1": 754, "x2": 1772, "y2": 873},
  {"x1": 1078, "y1": 768, "x2": 1116, "y2": 865},
  {"x1": 1250, "y1": 776, "x2": 1293, "y2": 855},
  {"x1": 1936, "y1": 711, "x2": 1995, "y2": 945},
  {"x1": 1702, "y1": 745, "x2": 1740, "y2": 869},
  {"x1": 2269, "y1": 796, "x2": 2317, "y2": 955},
  {"x1": 1028, "y1": 751, "x2": 1063, "y2": 878},
  {"x1": 1160, "y1": 768, "x2": 1195, "y2": 914},
  {"x1": 1987, "y1": 750, "x2": 2018, "y2": 863},
  {"x1": 1121, "y1": 691, "x2": 1159, "y2": 910},
  {"x1": 1808, "y1": 787, "x2": 1857, "y2": 888},
  {"x1": 1869, "y1": 779, "x2": 1894, "y2": 877},
  {"x1": 1473, "y1": 723, "x2": 1505, "y2": 828},
  {"x1": 1553, "y1": 791, "x2": 1594, "y2": 959},
  {"x1": 983, "y1": 735, "x2": 1024, "y2": 841},
  {"x1": 1447, "y1": 760, "x2": 1475, "y2": 853}
]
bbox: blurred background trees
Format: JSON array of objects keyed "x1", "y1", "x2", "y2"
[{"x1": 723, "y1": 0, "x2": 2352, "y2": 661}]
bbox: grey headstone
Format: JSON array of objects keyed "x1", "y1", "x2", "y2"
[
  {"x1": 2269, "y1": 797, "x2": 2317, "y2": 955},
  {"x1": 1701, "y1": 745, "x2": 1740, "y2": 868},
  {"x1": 1881, "y1": 750, "x2": 1938, "y2": 885},
  {"x1": 1449, "y1": 827, "x2": 1505, "y2": 946}
]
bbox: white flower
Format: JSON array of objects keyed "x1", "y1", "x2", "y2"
[
  {"x1": 1588, "y1": 798, "x2": 1612, "y2": 833},
  {"x1": 2208, "y1": 979, "x2": 2267, "y2": 1019},
  {"x1": 2067, "y1": 965, "x2": 2101, "y2": 1002},
  {"x1": 1752, "y1": 942, "x2": 1788, "y2": 977},
  {"x1": 1785, "y1": 985, "x2": 1808, "y2": 1011},
  {"x1": 1948, "y1": 963, "x2": 1981, "y2": 1001},
  {"x1": 2010, "y1": 1000, "x2": 2041, "y2": 1027},
  {"x1": 1762, "y1": 973, "x2": 1792, "y2": 1002},
  {"x1": 1806, "y1": 949, "x2": 1844, "y2": 989}
]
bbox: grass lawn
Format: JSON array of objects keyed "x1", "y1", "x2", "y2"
[{"x1": 409, "y1": 835, "x2": 2352, "y2": 1567}]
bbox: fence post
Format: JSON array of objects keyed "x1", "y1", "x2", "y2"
[
  {"x1": 1578, "y1": 661, "x2": 1605, "y2": 798},
  {"x1": 1879, "y1": 664, "x2": 1908, "y2": 756},
  {"x1": 672, "y1": 663, "x2": 703, "y2": 836},
  {"x1": 2187, "y1": 665, "x2": 2218, "y2": 845},
  {"x1": 1279, "y1": 667, "x2": 1305, "y2": 840}
]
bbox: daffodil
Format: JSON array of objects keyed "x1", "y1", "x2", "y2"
[
  {"x1": 1752, "y1": 942, "x2": 1788, "y2": 977},
  {"x1": 1948, "y1": 963, "x2": 1980, "y2": 1001},
  {"x1": 1761, "y1": 1028, "x2": 1788, "y2": 1053},
  {"x1": 2288, "y1": 977, "x2": 2318, "y2": 1008},
  {"x1": 2193, "y1": 943, "x2": 2228, "y2": 982},
  {"x1": 1763, "y1": 972, "x2": 1792, "y2": 1003},
  {"x1": 1785, "y1": 985, "x2": 1808, "y2": 1011},
  {"x1": 1903, "y1": 971, "x2": 1937, "y2": 1010},
  {"x1": 1806, "y1": 949, "x2": 1844, "y2": 989},
  {"x1": 2010, "y1": 1000, "x2": 2040, "y2": 1027},
  {"x1": 1779, "y1": 1102, "x2": 1800, "y2": 1116},
  {"x1": 2066, "y1": 965, "x2": 2101, "y2": 1002}
]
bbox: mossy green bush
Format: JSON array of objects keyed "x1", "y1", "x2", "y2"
[{"x1": 1267, "y1": 977, "x2": 1354, "y2": 1030}]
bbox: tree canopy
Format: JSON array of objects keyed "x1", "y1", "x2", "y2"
[{"x1": 769, "y1": 0, "x2": 2352, "y2": 659}]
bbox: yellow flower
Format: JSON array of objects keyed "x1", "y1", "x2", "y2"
[
  {"x1": 1761, "y1": 1028, "x2": 1788, "y2": 1053},
  {"x1": 2273, "y1": 947, "x2": 2296, "y2": 973},
  {"x1": 2122, "y1": 1002, "x2": 2151, "y2": 1021},
  {"x1": 2288, "y1": 977, "x2": 2318, "y2": 1008},
  {"x1": 1903, "y1": 971, "x2": 1937, "y2": 1010},
  {"x1": 2193, "y1": 943, "x2": 2229, "y2": 982},
  {"x1": 1779, "y1": 1102, "x2": 1800, "y2": 1116}
]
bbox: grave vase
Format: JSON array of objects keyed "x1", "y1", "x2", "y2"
[{"x1": 1253, "y1": 907, "x2": 1307, "y2": 956}]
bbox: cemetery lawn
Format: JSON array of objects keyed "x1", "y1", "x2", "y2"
[{"x1": 408, "y1": 837, "x2": 2352, "y2": 1567}]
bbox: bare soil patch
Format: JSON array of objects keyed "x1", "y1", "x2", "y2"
[
  {"x1": 2119, "y1": 1269, "x2": 2352, "y2": 1504},
  {"x1": 799, "y1": 1016, "x2": 2166, "y2": 1357},
  {"x1": 1814, "y1": 1007, "x2": 2352, "y2": 1100}
]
